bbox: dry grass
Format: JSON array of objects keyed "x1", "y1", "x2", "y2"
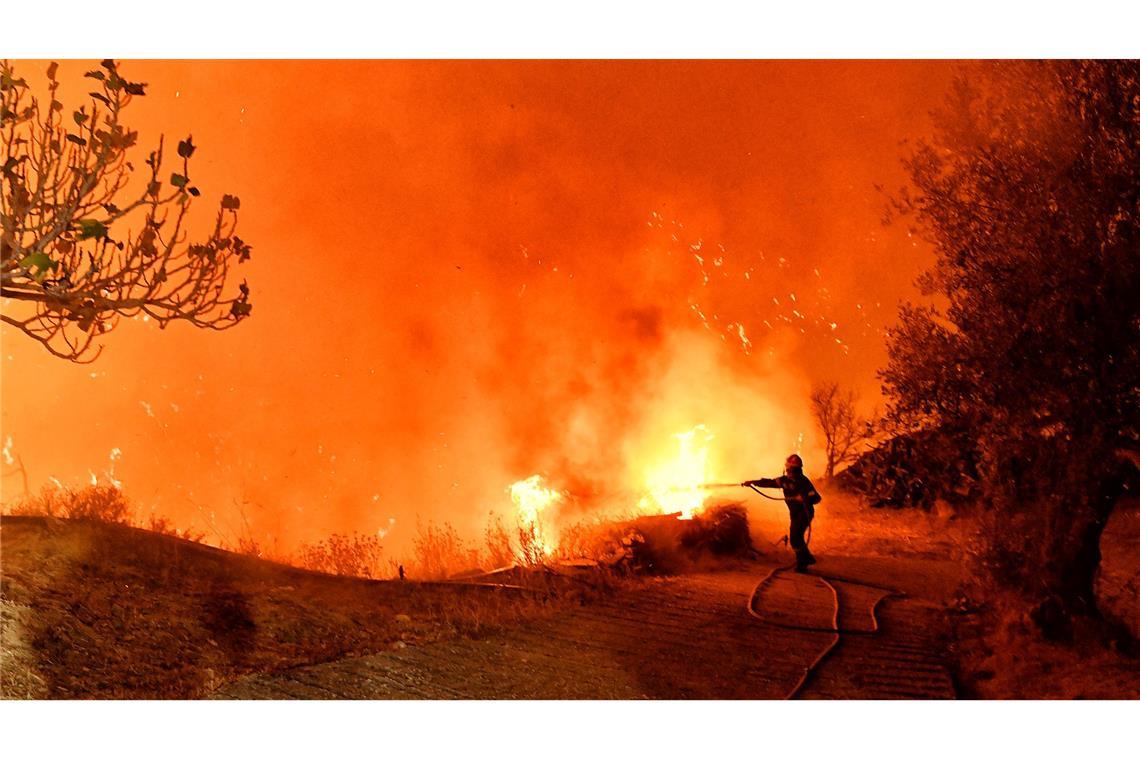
[
  {"x1": 950, "y1": 587, "x2": 1139, "y2": 698},
  {"x1": 3, "y1": 484, "x2": 569, "y2": 582},
  {"x1": 0, "y1": 516, "x2": 573, "y2": 699},
  {"x1": 948, "y1": 500, "x2": 1140, "y2": 698},
  {"x1": 757, "y1": 483, "x2": 973, "y2": 562},
  {"x1": 8, "y1": 483, "x2": 132, "y2": 524},
  {"x1": 405, "y1": 519, "x2": 481, "y2": 580},
  {"x1": 295, "y1": 532, "x2": 386, "y2": 579},
  {"x1": 403, "y1": 513, "x2": 584, "y2": 580}
]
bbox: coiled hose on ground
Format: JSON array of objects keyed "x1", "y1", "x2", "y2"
[{"x1": 748, "y1": 562, "x2": 905, "y2": 699}]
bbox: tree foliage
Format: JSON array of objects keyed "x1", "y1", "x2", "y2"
[
  {"x1": 1, "y1": 59, "x2": 252, "y2": 362},
  {"x1": 881, "y1": 61, "x2": 1139, "y2": 628}
]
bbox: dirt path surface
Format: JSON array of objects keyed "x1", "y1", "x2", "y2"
[{"x1": 213, "y1": 557, "x2": 957, "y2": 699}]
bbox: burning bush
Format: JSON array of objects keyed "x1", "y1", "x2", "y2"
[
  {"x1": 516, "y1": 522, "x2": 549, "y2": 568},
  {"x1": 6, "y1": 482, "x2": 132, "y2": 524},
  {"x1": 480, "y1": 510, "x2": 571, "y2": 571},
  {"x1": 553, "y1": 503, "x2": 755, "y2": 575},
  {"x1": 679, "y1": 503, "x2": 754, "y2": 557}
]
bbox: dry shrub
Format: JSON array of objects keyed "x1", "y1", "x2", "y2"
[
  {"x1": 234, "y1": 536, "x2": 264, "y2": 558},
  {"x1": 555, "y1": 520, "x2": 642, "y2": 565},
  {"x1": 7, "y1": 483, "x2": 132, "y2": 524},
  {"x1": 409, "y1": 519, "x2": 480, "y2": 580},
  {"x1": 6, "y1": 483, "x2": 210, "y2": 544},
  {"x1": 680, "y1": 503, "x2": 754, "y2": 557},
  {"x1": 554, "y1": 504, "x2": 755, "y2": 575},
  {"x1": 296, "y1": 532, "x2": 385, "y2": 579},
  {"x1": 143, "y1": 513, "x2": 206, "y2": 543},
  {"x1": 482, "y1": 514, "x2": 515, "y2": 569},
  {"x1": 481, "y1": 513, "x2": 557, "y2": 570},
  {"x1": 515, "y1": 522, "x2": 548, "y2": 568}
]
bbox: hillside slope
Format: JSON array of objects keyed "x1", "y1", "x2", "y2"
[{"x1": 0, "y1": 517, "x2": 554, "y2": 698}]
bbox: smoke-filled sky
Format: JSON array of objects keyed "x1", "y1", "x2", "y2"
[{"x1": 1, "y1": 60, "x2": 954, "y2": 552}]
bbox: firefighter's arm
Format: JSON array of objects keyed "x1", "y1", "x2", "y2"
[
  {"x1": 742, "y1": 477, "x2": 780, "y2": 488},
  {"x1": 806, "y1": 483, "x2": 822, "y2": 506}
]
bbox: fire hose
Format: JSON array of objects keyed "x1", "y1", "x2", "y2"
[
  {"x1": 744, "y1": 481, "x2": 811, "y2": 546},
  {"x1": 425, "y1": 482, "x2": 905, "y2": 699},
  {"x1": 703, "y1": 481, "x2": 907, "y2": 698},
  {"x1": 748, "y1": 564, "x2": 905, "y2": 698}
]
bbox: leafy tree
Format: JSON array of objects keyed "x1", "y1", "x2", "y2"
[
  {"x1": 1, "y1": 59, "x2": 252, "y2": 362},
  {"x1": 809, "y1": 380, "x2": 869, "y2": 478},
  {"x1": 881, "y1": 61, "x2": 1138, "y2": 634}
]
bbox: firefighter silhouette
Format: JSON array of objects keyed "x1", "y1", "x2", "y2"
[{"x1": 743, "y1": 454, "x2": 821, "y2": 572}]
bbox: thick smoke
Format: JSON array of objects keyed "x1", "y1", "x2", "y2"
[{"x1": 0, "y1": 60, "x2": 948, "y2": 554}]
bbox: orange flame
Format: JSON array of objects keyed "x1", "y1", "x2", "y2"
[
  {"x1": 507, "y1": 474, "x2": 562, "y2": 556},
  {"x1": 505, "y1": 425, "x2": 718, "y2": 562},
  {"x1": 640, "y1": 424, "x2": 716, "y2": 519}
]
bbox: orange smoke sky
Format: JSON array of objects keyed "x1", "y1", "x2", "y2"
[{"x1": 1, "y1": 60, "x2": 953, "y2": 551}]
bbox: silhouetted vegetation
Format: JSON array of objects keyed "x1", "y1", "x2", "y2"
[
  {"x1": 8, "y1": 482, "x2": 131, "y2": 523},
  {"x1": 408, "y1": 519, "x2": 481, "y2": 580},
  {"x1": 837, "y1": 427, "x2": 981, "y2": 509},
  {"x1": 1, "y1": 59, "x2": 252, "y2": 362},
  {"x1": 810, "y1": 381, "x2": 872, "y2": 478},
  {"x1": 296, "y1": 532, "x2": 386, "y2": 579},
  {"x1": 679, "y1": 503, "x2": 754, "y2": 557},
  {"x1": 882, "y1": 61, "x2": 1139, "y2": 635}
]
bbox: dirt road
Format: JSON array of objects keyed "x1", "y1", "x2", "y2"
[{"x1": 213, "y1": 557, "x2": 957, "y2": 699}]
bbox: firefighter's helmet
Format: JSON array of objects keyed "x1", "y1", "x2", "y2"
[{"x1": 785, "y1": 453, "x2": 804, "y2": 469}]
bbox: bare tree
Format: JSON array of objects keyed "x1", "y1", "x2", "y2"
[
  {"x1": 1, "y1": 59, "x2": 252, "y2": 363},
  {"x1": 810, "y1": 381, "x2": 868, "y2": 478}
]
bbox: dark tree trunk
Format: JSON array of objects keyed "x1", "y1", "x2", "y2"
[
  {"x1": 985, "y1": 431, "x2": 1128, "y2": 640},
  {"x1": 1032, "y1": 505, "x2": 1108, "y2": 639},
  {"x1": 1029, "y1": 452, "x2": 1125, "y2": 640}
]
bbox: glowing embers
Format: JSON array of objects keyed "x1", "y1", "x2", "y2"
[
  {"x1": 640, "y1": 424, "x2": 716, "y2": 520},
  {"x1": 507, "y1": 474, "x2": 563, "y2": 557}
]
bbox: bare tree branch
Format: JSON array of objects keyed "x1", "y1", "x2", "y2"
[{"x1": 810, "y1": 381, "x2": 870, "y2": 478}]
